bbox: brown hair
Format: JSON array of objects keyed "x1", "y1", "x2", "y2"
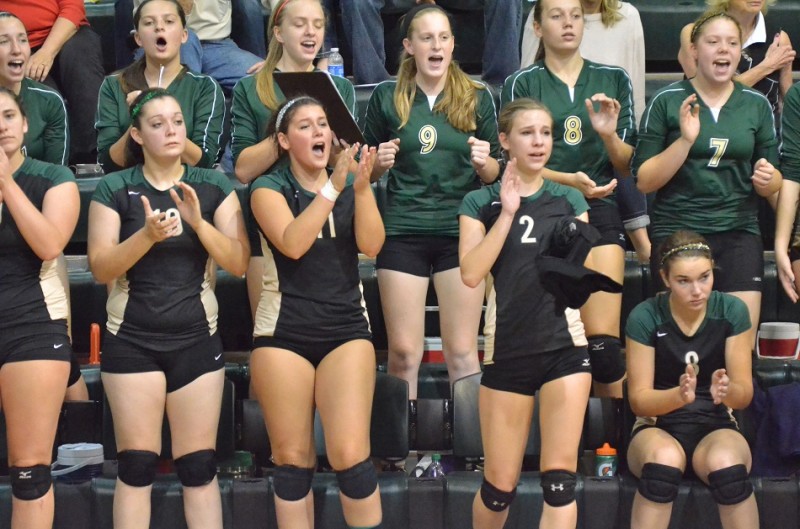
[
  {"x1": 119, "y1": 0, "x2": 187, "y2": 94},
  {"x1": 658, "y1": 230, "x2": 713, "y2": 275},
  {"x1": 497, "y1": 98, "x2": 552, "y2": 136},
  {"x1": 265, "y1": 95, "x2": 324, "y2": 159},
  {"x1": 394, "y1": 6, "x2": 483, "y2": 132},
  {"x1": 532, "y1": 0, "x2": 585, "y2": 61},
  {"x1": 690, "y1": 10, "x2": 743, "y2": 43},
  {"x1": 126, "y1": 88, "x2": 177, "y2": 165}
]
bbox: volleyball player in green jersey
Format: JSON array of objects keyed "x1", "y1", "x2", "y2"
[
  {"x1": 461, "y1": 99, "x2": 592, "y2": 529},
  {"x1": 626, "y1": 231, "x2": 756, "y2": 529},
  {"x1": 501, "y1": 0, "x2": 635, "y2": 397},
  {"x1": 633, "y1": 12, "x2": 781, "y2": 348},
  {"x1": 88, "y1": 89, "x2": 248, "y2": 529},
  {"x1": 775, "y1": 83, "x2": 800, "y2": 302},
  {"x1": 231, "y1": 0, "x2": 355, "y2": 317},
  {"x1": 95, "y1": 0, "x2": 224, "y2": 174},
  {"x1": 250, "y1": 97, "x2": 384, "y2": 529},
  {"x1": 0, "y1": 87, "x2": 78, "y2": 529},
  {"x1": 363, "y1": 4, "x2": 500, "y2": 401},
  {"x1": 0, "y1": 12, "x2": 68, "y2": 166}
]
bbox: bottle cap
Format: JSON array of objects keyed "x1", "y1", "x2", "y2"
[
  {"x1": 596, "y1": 442, "x2": 617, "y2": 456},
  {"x1": 331, "y1": 47, "x2": 339, "y2": 53},
  {"x1": 432, "y1": 453, "x2": 441, "y2": 462}
]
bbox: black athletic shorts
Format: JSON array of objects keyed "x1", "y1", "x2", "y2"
[
  {"x1": 481, "y1": 346, "x2": 592, "y2": 396},
  {"x1": 631, "y1": 416, "x2": 739, "y2": 467},
  {"x1": 587, "y1": 200, "x2": 626, "y2": 249},
  {"x1": 651, "y1": 231, "x2": 763, "y2": 293},
  {"x1": 101, "y1": 332, "x2": 225, "y2": 392},
  {"x1": 0, "y1": 321, "x2": 72, "y2": 367},
  {"x1": 252, "y1": 335, "x2": 372, "y2": 369},
  {"x1": 376, "y1": 236, "x2": 459, "y2": 277}
]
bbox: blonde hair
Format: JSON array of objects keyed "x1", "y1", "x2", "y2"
[
  {"x1": 255, "y1": 0, "x2": 326, "y2": 111},
  {"x1": 705, "y1": 0, "x2": 775, "y2": 15},
  {"x1": 597, "y1": 0, "x2": 623, "y2": 27},
  {"x1": 497, "y1": 98, "x2": 553, "y2": 136},
  {"x1": 394, "y1": 8, "x2": 483, "y2": 132}
]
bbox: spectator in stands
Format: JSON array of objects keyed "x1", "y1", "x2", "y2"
[
  {"x1": 626, "y1": 230, "x2": 757, "y2": 529},
  {"x1": 460, "y1": 98, "x2": 592, "y2": 529},
  {"x1": 0, "y1": 0, "x2": 103, "y2": 166},
  {"x1": 87, "y1": 88, "x2": 248, "y2": 529},
  {"x1": 502, "y1": 0, "x2": 634, "y2": 398},
  {"x1": 231, "y1": 0, "x2": 355, "y2": 317},
  {"x1": 321, "y1": 0, "x2": 521, "y2": 86},
  {"x1": 520, "y1": 0, "x2": 651, "y2": 264},
  {"x1": 95, "y1": 0, "x2": 225, "y2": 174},
  {"x1": 363, "y1": 4, "x2": 499, "y2": 406},
  {"x1": 0, "y1": 87, "x2": 79, "y2": 529},
  {"x1": 0, "y1": 12, "x2": 68, "y2": 166},
  {"x1": 249, "y1": 97, "x2": 383, "y2": 529},
  {"x1": 123, "y1": 0, "x2": 265, "y2": 93},
  {"x1": 775, "y1": 82, "x2": 800, "y2": 302},
  {"x1": 678, "y1": 0, "x2": 795, "y2": 125},
  {"x1": 633, "y1": 11, "x2": 781, "y2": 348}
]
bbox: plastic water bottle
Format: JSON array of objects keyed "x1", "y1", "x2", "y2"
[
  {"x1": 327, "y1": 48, "x2": 344, "y2": 78},
  {"x1": 594, "y1": 443, "x2": 618, "y2": 477},
  {"x1": 423, "y1": 453, "x2": 447, "y2": 480}
]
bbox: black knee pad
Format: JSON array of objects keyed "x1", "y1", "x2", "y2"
[
  {"x1": 273, "y1": 465, "x2": 315, "y2": 501},
  {"x1": 336, "y1": 459, "x2": 378, "y2": 500},
  {"x1": 117, "y1": 450, "x2": 159, "y2": 487},
  {"x1": 588, "y1": 335, "x2": 626, "y2": 384},
  {"x1": 480, "y1": 478, "x2": 516, "y2": 512},
  {"x1": 638, "y1": 462, "x2": 683, "y2": 504},
  {"x1": 708, "y1": 464, "x2": 753, "y2": 506},
  {"x1": 9, "y1": 465, "x2": 52, "y2": 501},
  {"x1": 541, "y1": 470, "x2": 577, "y2": 507},
  {"x1": 175, "y1": 449, "x2": 217, "y2": 487}
]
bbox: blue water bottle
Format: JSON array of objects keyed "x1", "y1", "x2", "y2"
[{"x1": 327, "y1": 48, "x2": 344, "y2": 78}]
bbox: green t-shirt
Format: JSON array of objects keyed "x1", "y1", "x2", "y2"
[
  {"x1": 20, "y1": 77, "x2": 69, "y2": 166},
  {"x1": 363, "y1": 80, "x2": 500, "y2": 237},
  {"x1": 95, "y1": 69, "x2": 225, "y2": 173},
  {"x1": 632, "y1": 80, "x2": 778, "y2": 240},
  {"x1": 230, "y1": 71, "x2": 356, "y2": 168},
  {"x1": 780, "y1": 82, "x2": 800, "y2": 184},
  {"x1": 501, "y1": 59, "x2": 637, "y2": 205}
]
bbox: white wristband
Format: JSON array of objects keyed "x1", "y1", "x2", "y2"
[{"x1": 319, "y1": 180, "x2": 340, "y2": 202}]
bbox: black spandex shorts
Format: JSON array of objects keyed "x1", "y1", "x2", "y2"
[
  {"x1": 631, "y1": 416, "x2": 739, "y2": 467},
  {"x1": 100, "y1": 332, "x2": 225, "y2": 392},
  {"x1": 587, "y1": 200, "x2": 626, "y2": 249},
  {"x1": 376, "y1": 236, "x2": 459, "y2": 277},
  {"x1": 651, "y1": 231, "x2": 763, "y2": 293},
  {"x1": 0, "y1": 321, "x2": 72, "y2": 367},
  {"x1": 481, "y1": 346, "x2": 592, "y2": 396},
  {"x1": 253, "y1": 335, "x2": 372, "y2": 369}
]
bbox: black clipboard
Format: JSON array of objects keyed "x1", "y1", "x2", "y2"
[{"x1": 273, "y1": 71, "x2": 364, "y2": 145}]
